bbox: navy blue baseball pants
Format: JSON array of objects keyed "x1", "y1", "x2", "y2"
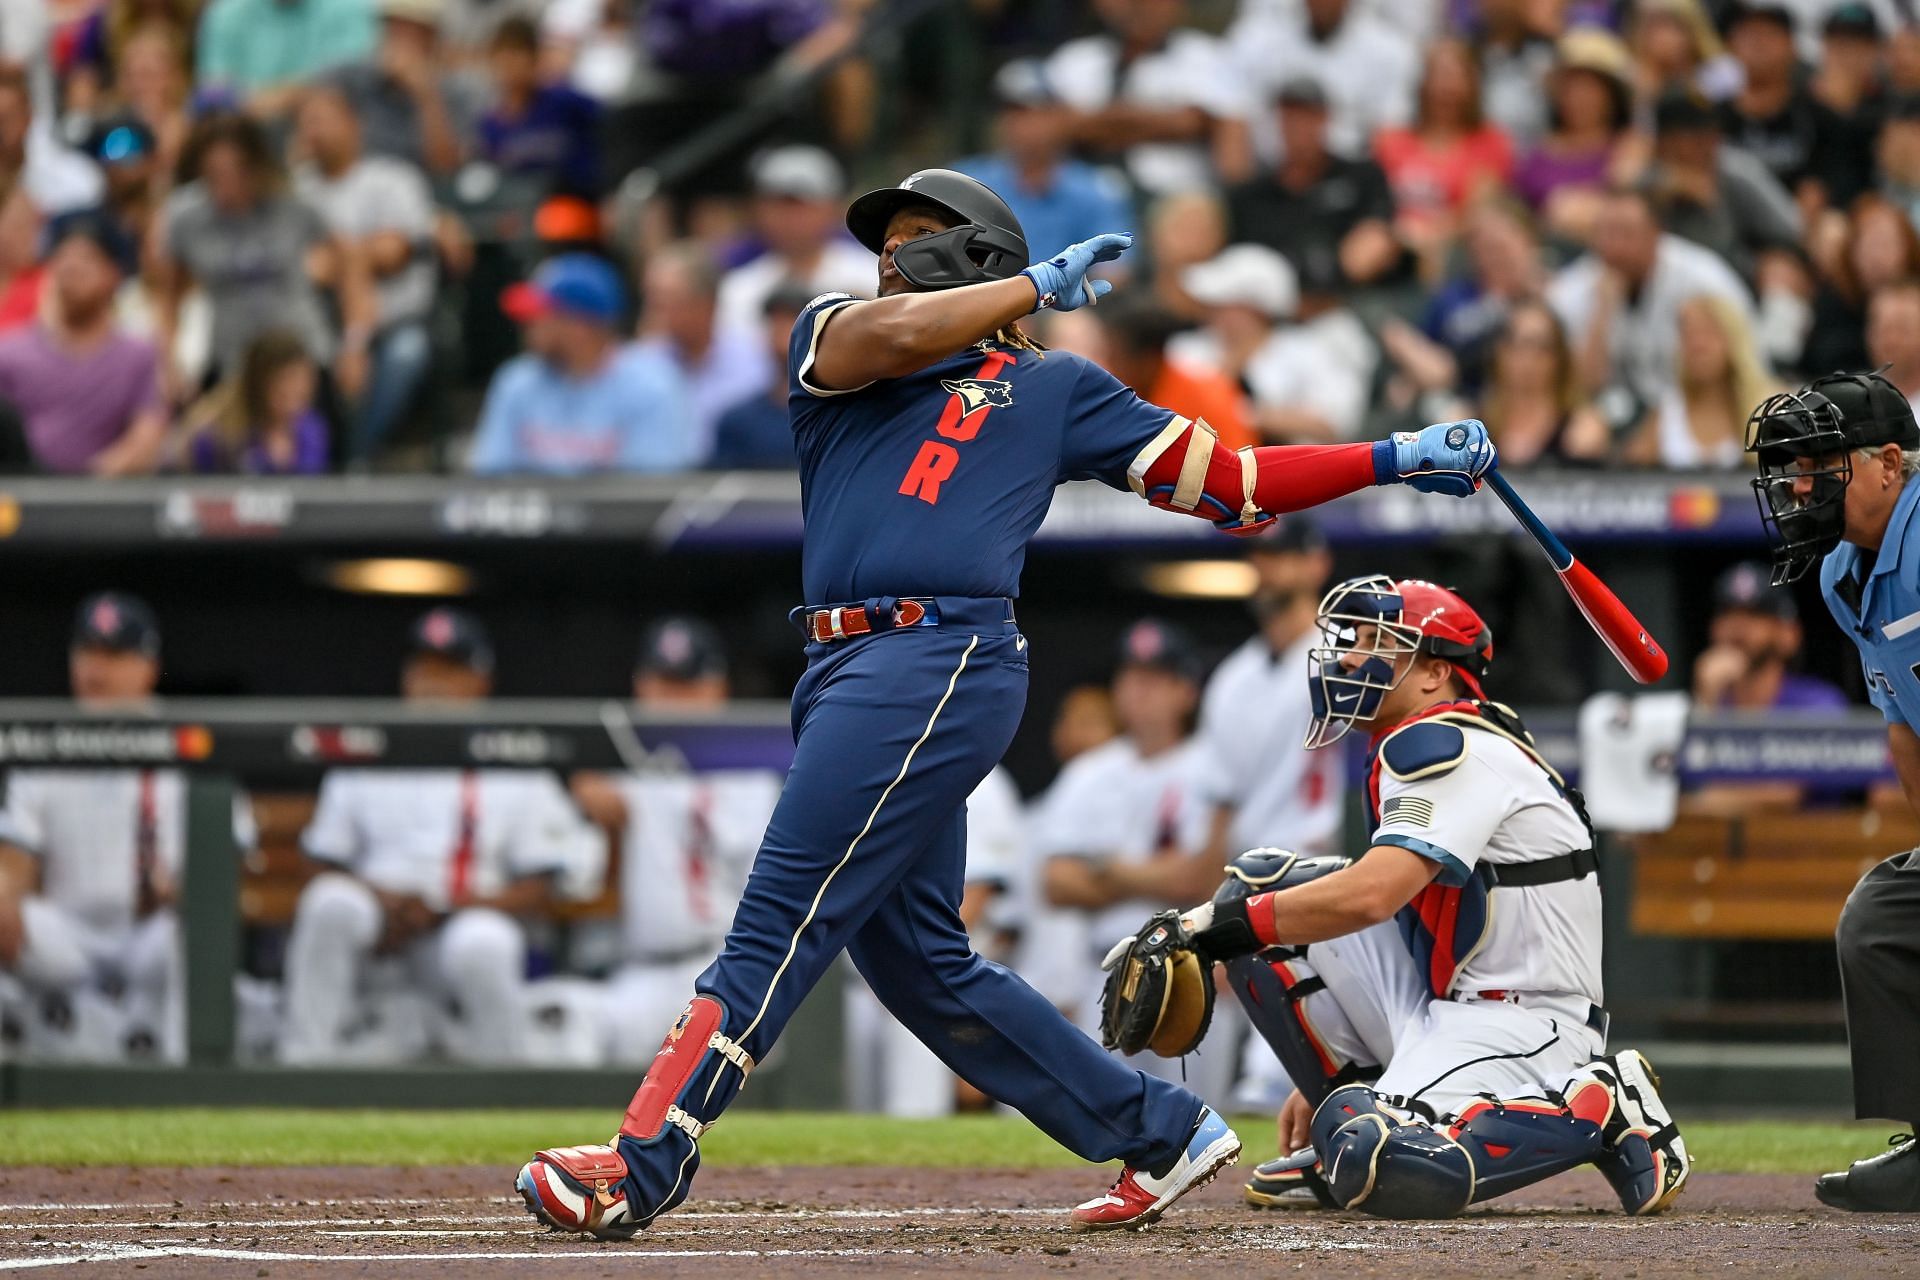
[{"x1": 616, "y1": 596, "x2": 1201, "y2": 1210}]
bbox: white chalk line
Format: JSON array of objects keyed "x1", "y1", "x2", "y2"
[{"x1": 0, "y1": 1238, "x2": 1383, "y2": 1270}]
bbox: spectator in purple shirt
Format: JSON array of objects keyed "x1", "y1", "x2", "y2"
[
  {"x1": 1688, "y1": 560, "x2": 1852, "y2": 815},
  {"x1": 182, "y1": 329, "x2": 332, "y2": 475},
  {"x1": 478, "y1": 17, "x2": 600, "y2": 196},
  {"x1": 0, "y1": 210, "x2": 166, "y2": 475},
  {"x1": 1693, "y1": 561, "x2": 1849, "y2": 715}
]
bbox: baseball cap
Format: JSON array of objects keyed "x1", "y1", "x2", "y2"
[
  {"x1": 994, "y1": 59, "x2": 1059, "y2": 108},
  {"x1": 409, "y1": 607, "x2": 494, "y2": 673},
  {"x1": 636, "y1": 617, "x2": 728, "y2": 681},
  {"x1": 1116, "y1": 618, "x2": 1205, "y2": 682},
  {"x1": 501, "y1": 253, "x2": 625, "y2": 326},
  {"x1": 1653, "y1": 86, "x2": 1719, "y2": 135},
  {"x1": 1274, "y1": 76, "x2": 1328, "y2": 110},
  {"x1": 72, "y1": 592, "x2": 160, "y2": 658},
  {"x1": 750, "y1": 145, "x2": 845, "y2": 201},
  {"x1": 84, "y1": 116, "x2": 155, "y2": 167},
  {"x1": 1182, "y1": 244, "x2": 1299, "y2": 319},
  {"x1": 1823, "y1": 3, "x2": 1880, "y2": 38},
  {"x1": 45, "y1": 207, "x2": 138, "y2": 277},
  {"x1": 1713, "y1": 560, "x2": 1796, "y2": 620}
]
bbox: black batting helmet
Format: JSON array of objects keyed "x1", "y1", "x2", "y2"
[{"x1": 845, "y1": 169, "x2": 1029, "y2": 290}]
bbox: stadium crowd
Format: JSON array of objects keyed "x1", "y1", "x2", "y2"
[{"x1": 0, "y1": 0, "x2": 1915, "y2": 475}]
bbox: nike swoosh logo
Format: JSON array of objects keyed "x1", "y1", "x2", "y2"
[
  {"x1": 1330, "y1": 690, "x2": 1360, "y2": 707},
  {"x1": 1015, "y1": 636, "x2": 1028, "y2": 651}
]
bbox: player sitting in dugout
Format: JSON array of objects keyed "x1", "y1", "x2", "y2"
[{"x1": 1100, "y1": 575, "x2": 1690, "y2": 1220}]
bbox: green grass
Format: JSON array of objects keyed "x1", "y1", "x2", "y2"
[{"x1": 0, "y1": 1110, "x2": 1895, "y2": 1173}]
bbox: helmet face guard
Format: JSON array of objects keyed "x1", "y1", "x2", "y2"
[
  {"x1": 1747, "y1": 389, "x2": 1851, "y2": 585},
  {"x1": 893, "y1": 222, "x2": 1029, "y2": 289},
  {"x1": 1305, "y1": 575, "x2": 1425, "y2": 750}
]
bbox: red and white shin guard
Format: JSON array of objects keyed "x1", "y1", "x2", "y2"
[{"x1": 517, "y1": 995, "x2": 758, "y2": 1239}]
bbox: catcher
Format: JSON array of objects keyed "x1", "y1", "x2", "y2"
[{"x1": 1100, "y1": 575, "x2": 1691, "y2": 1219}]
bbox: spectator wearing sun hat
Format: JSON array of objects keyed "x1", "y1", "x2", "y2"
[{"x1": 469, "y1": 253, "x2": 696, "y2": 475}]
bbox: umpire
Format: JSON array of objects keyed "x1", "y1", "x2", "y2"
[{"x1": 1750, "y1": 370, "x2": 1920, "y2": 1211}]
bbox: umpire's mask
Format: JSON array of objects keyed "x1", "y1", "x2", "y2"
[{"x1": 1748, "y1": 388, "x2": 1851, "y2": 585}]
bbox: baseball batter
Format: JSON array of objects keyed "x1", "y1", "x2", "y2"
[
  {"x1": 1102, "y1": 576, "x2": 1691, "y2": 1219},
  {"x1": 1749, "y1": 371, "x2": 1920, "y2": 1212},
  {"x1": 518, "y1": 167, "x2": 1496, "y2": 1238}
]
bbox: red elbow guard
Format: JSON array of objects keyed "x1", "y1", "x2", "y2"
[{"x1": 1128, "y1": 417, "x2": 1382, "y2": 531}]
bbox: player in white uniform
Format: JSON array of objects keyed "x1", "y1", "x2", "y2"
[
  {"x1": 845, "y1": 764, "x2": 1025, "y2": 1116},
  {"x1": 280, "y1": 609, "x2": 601, "y2": 1065},
  {"x1": 1120, "y1": 576, "x2": 1692, "y2": 1218},
  {"x1": 569, "y1": 619, "x2": 782, "y2": 1064},
  {"x1": 0, "y1": 594, "x2": 250, "y2": 1063},
  {"x1": 1035, "y1": 619, "x2": 1241, "y2": 1103}
]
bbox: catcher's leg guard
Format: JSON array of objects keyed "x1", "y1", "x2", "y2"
[
  {"x1": 1441, "y1": 1087, "x2": 1608, "y2": 1206},
  {"x1": 1577, "y1": 1052, "x2": 1692, "y2": 1214},
  {"x1": 1312, "y1": 1085, "x2": 1476, "y2": 1218},
  {"x1": 1217, "y1": 850, "x2": 1374, "y2": 1107}
]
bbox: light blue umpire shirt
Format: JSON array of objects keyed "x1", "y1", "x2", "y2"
[{"x1": 1821, "y1": 475, "x2": 1920, "y2": 725}]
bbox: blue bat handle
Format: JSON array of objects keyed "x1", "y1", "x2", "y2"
[{"x1": 1486, "y1": 471, "x2": 1574, "y2": 572}]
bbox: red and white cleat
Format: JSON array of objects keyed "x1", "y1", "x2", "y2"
[
  {"x1": 1070, "y1": 1109, "x2": 1241, "y2": 1230},
  {"x1": 516, "y1": 1143, "x2": 641, "y2": 1240}
]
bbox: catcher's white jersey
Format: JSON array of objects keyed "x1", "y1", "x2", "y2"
[
  {"x1": 1194, "y1": 631, "x2": 1344, "y2": 856},
  {"x1": 303, "y1": 769, "x2": 601, "y2": 910},
  {"x1": 614, "y1": 769, "x2": 781, "y2": 963},
  {"x1": 1373, "y1": 726, "x2": 1602, "y2": 1004}
]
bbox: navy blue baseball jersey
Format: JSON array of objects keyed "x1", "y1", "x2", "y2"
[{"x1": 787, "y1": 293, "x2": 1178, "y2": 603}]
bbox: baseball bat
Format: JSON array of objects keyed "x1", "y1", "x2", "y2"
[{"x1": 1484, "y1": 471, "x2": 1669, "y2": 684}]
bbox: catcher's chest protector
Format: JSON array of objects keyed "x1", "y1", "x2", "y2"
[{"x1": 1366, "y1": 701, "x2": 1594, "y2": 999}]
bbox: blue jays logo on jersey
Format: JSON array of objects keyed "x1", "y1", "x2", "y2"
[{"x1": 939, "y1": 378, "x2": 1014, "y2": 416}]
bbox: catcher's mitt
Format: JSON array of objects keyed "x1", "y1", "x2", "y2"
[{"x1": 1098, "y1": 909, "x2": 1215, "y2": 1058}]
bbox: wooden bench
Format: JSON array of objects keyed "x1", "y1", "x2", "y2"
[{"x1": 1628, "y1": 808, "x2": 1917, "y2": 940}]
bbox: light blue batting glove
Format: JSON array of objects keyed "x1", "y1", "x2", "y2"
[
  {"x1": 1370, "y1": 419, "x2": 1498, "y2": 498},
  {"x1": 1022, "y1": 232, "x2": 1132, "y2": 312}
]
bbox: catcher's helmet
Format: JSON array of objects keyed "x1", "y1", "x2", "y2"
[
  {"x1": 845, "y1": 169, "x2": 1029, "y2": 290},
  {"x1": 1747, "y1": 371, "x2": 1917, "y2": 584},
  {"x1": 1305, "y1": 576, "x2": 1492, "y2": 749}
]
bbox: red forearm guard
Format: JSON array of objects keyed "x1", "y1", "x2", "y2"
[{"x1": 1128, "y1": 416, "x2": 1382, "y2": 532}]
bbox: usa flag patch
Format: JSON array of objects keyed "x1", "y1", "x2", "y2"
[{"x1": 1382, "y1": 796, "x2": 1435, "y2": 828}]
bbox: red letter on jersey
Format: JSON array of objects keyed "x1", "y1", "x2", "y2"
[{"x1": 899, "y1": 440, "x2": 960, "y2": 504}]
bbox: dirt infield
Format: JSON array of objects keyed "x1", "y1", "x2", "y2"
[{"x1": 1, "y1": 1164, "x2": 1915, "y2": 1277}]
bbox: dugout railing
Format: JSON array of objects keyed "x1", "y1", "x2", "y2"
[{"x1": 0, "y1": 698, "x2": 1892, "y2": 1110}]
